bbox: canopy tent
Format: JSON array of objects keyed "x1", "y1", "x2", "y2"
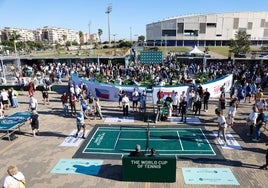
[{"x1": 187, "y1": 46, "x2": 204, "y2": 55}]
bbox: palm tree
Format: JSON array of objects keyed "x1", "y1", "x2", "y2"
[
  {"x1": 98, "y1": 29, "x2": 103, "y2": 48},
  {"x1": 79, "y1": 31, "x2": 84, "y2": 45},
  {"x1": 10, "y1": 31, "x2": 21, "y2": 53}
]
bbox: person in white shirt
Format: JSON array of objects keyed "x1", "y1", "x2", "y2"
[
  {"x1": 1, "y1": 89, "x2": 9, "y2": 110},
  {"x1": 122, "y1": 94, "x2": 130, "y2": 117},
  {"x1": 132, "y1": 88, "x2": 139, "y2": 112},
  {"x1": 246, "y1": 106, "x2": 259, "y2": 136},
  {"x1": 2, "y1": 165, "x2": 25, "y2": 188},
  {"x1": 227, "y1": 101, "x2": 237, "y2": 127},
  {"x1": 216, "y1": 109, "x2": 228, "y2": 146},
  {"x1": 29, "y1": 95, "x2": 38, "y2": 111}
]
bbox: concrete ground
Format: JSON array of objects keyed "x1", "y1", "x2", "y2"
[{"x1": 1, "y1": 79, "x2": 268, "y2": 188}]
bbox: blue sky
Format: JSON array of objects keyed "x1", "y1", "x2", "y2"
[{"x1": 0, "y1": 0, "x2": 267, "y2": 41}]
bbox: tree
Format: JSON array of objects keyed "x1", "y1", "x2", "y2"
[
  {"x1": 79, "y1": 31, "x2": 84, "y2": 45},
  {"x1": 98, "y1": 29, "x2": 103, "y2": 47},
  {"x1": 138, "y1": 35, "x2": 145, "y2": 42},
  {"x1": 10, "y1": 31, "x2": 21, "y2": 53},
  {"x1": 229, "y1": 31, "x2": 250, "y2": 57}
]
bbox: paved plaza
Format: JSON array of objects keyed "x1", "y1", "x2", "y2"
[{"x1": 1, "y1": 79, "x2": 268, "y2": 188}]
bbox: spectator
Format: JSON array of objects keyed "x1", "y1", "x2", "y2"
[
  {"x1": 61, "y1": 92, "x2": 69, "y2": 117},
  {"x1": 30, "y1": 110, "x2": 39, "y2": 137},
  {"x1": 179, "y1": 96, "x2": 188, "y2": 123},
  {"x1": 157, "y1": 88, "x2": 164, "y2": 100},
  {"x1": 252, "y1": 108, "x2": 265, "y2": 142},
  {"x1": 29, "y1": 95, "x2": 38, "y2": 111},
  {"x1": 129, "y1": 144, "x2": 145, "y2": 157},
  {"x1": 203, "y1": 88, "x2": 210, "y2": 112},
  {"x1": 1, "y1": 89, "x2": 9, "y2": 110},
  {"x1": 118, "y1": 87, "x2": 124, "y2": 108},
  {"x1": 246, "y1": 106, "x2": 258, "y2": 137},
  {"x1": 75, "y1": 111, "x2": 91, "y2": 139},
  {"x1": 42, "y1": 85, "x2": 49, "y2": 105},
  {"x1": 132, "y1": 88, "x2": 139, "y2": 112},
  {"x1": 194, "y1": 92, "x2": 202, "y2": 116},
  {"x1": 28, "y1": 79, "x2": 35, "y2": 96},
  {"x1": 227, "y1": 100, "x2": 237, "y2": 127},
  {"x1": 215, "y1": 109, "x2": 228, "y2": 146},
  {"x1": 2, "y1": 165, "x2": 25, "y2": 188},
  {"x1": 94, "y1": 98, "x2": 103, "y2": 120},
  {"x1": 148, "y1": 148, "x2": 159, "y2": 157},
  {"x1": 69, "y1": 92, "x2": 77, "y2": 117},
  {"x1": 122, "y1": 93, "x2": 130, "y2": 118},
  {"x1": 11, "y1": 88, "x2": 19, "y2": 108}
]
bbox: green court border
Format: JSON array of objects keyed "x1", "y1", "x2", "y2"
[{"x1": 73, "y1": 124, "x2": 225, "y2": 161}]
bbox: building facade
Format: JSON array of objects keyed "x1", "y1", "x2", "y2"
[{"x1": 146, "y1": 12, "x2": 268, "y2": 47}]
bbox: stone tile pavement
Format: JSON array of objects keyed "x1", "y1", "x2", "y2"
[{"x1": 0, "y1": 81, "x2": 268, "y2": 188}]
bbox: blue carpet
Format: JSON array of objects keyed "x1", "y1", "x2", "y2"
[
  {"x1": 51, "y1": 159, "x2": 103, "y2": 175},
  {"x1": 182, "y1": 168, "x2": 239, "y2": 185}
]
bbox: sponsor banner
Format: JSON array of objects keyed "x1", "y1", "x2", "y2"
[{"x1": 71, "y1": 74, "x2": 233, "y2": 103}]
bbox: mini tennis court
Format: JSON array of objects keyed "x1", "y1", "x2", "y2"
[{"x1": 74, "y1": 125, "x2": 223, "y2": 160}]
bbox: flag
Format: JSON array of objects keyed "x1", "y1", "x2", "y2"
[{"x1": 95, "y1": 88, "x2": 110, "y2": 99}]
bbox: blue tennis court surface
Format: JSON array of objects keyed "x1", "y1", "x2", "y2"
[
  {"x1": 51, "y1": 159, "x2": 103, "y2": 175},
  {"x1": 182, "y1": 168, "x2": 240, "y2": 185},
  {"x1": 73, "y1": 126, "x2": 221, "y2": 160}
]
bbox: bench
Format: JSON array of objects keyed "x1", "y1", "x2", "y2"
[{"x1": 122, "y1": 155, "x2": 176, "y2": 182}]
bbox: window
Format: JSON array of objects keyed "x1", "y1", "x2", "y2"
[{"x1": 206, "y1": 23, "x2": 216, "y2": 27}]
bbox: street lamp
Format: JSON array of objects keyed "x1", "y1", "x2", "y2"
[
  {"x1": 105, "y1": 4, "x2": 112, "y2": 46},
  {"x1": 112, "y1": 34, "x2": 117, "y2": 56},
  {"x1": 88, "y1": 20, "x2": 92, "y2": 55}
]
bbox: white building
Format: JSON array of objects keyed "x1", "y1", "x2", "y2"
[{"x1": 146, "y1": 11, "x2": 268, "y2": 46}]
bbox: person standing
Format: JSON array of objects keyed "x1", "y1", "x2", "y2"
[
  {"x1": 216, "y1": 109, "x2": 228, "y2": 146},
  {"x1": 69, "y1": 92, "x2": 77, "y2": 117},
  {"x1": 118, "y1": 87, "x2": 124, "y2": 108},
  {"x1": 252, "y1": 108, "x2": 265, "y2": 142},
  {"x1": 203, "y1": 88, "x2": 210, "y2": 112},
  {"x1": 94, "y1": 98, "x2": 103, "y2": 120},
  {"x1": 42, "y1": 85, "x2": 50, "y2": 105},
  {"x1": 11, "y1": 87, "x2": 19, "y2": 108},
  {"x1": 28, "y1": 79, "x2": 35, "y2": 96},
  {"x1": 122, "y1": 93, "x2": 130, "y2": 117},
  {"x1": 75, "y1": 111, "x2": 91, "y2": 139},
  {"x1": 179, "y1": 96, "x2": 188, "y2": 123},
  {"x1": 30, "y1": 110, "x2": 39, "y2": 137},
  {"x1": 246, "y1": 106, "x2": 258, "y2": 137},
  {"x1": 61, "y1": 92, "x2": 69, "y2": 117},
  {"x1": 29, "y1": 95, "x2": 38, "y2": 111},
  {"x1": 227, "y1": 101, "x2": 237, "y2": 127},
  {"x1": 194, "y1": 92, "x2": 202, "y2": 116},
  {"x1": 2, "y1": 165, "x2": 26, "y2": 188},
  {"x1": 132, "y1": 88, "x2": 139, "y2": 112},
  {"x1": 1, "y1": 89, "x2": 9, "y2": 110}
]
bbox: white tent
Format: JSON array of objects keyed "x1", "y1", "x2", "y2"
[{"x1": 188, "y1": 46, "x2": 204, "y2": 55}]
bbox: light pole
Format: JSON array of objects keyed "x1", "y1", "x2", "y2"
[
  {"x1": 88, "y1": 20, "x2": 92, "y2": 55},
  {"x1": 130, "y1": 27, "x2": 132, "y2": 43},
  {"x1": 112, "y1": 34, "x2": 117, "y2": 56},
  {"x1": 105, "y1": 4, "x2": 112, "y2": 46}
]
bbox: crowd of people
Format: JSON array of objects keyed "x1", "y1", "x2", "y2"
[{"x1": 2, "y1": 57, "x2": 268, "y2": 187}]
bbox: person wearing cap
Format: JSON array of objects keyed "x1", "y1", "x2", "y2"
[
  {"x1": 129, "y1": 144, "x2": 145, "y2": 157},
  {"x1": 30, "y1": 110, "x2": 39, "y2": 137},
  {"x1": 252, "y1": 107, "x2": 265, "y2": 142},
  {"x1": 75, "y1": 111, "x2": 91, "y2": 139}
]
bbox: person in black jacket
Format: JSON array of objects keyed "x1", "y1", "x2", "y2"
[
  {"x1": 129, "y1": 144, "x2": 145, "y2": 157},
  {"x1": 179, "y1": 96, "x2": 188, "y2": 123}
]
